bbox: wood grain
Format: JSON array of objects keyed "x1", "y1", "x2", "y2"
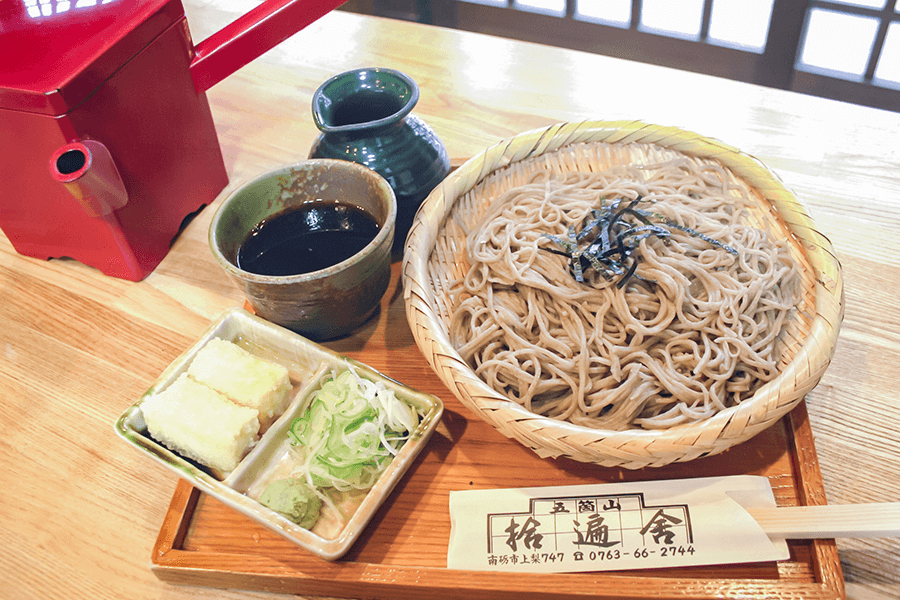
[
  {"x1": 148, "y1": 261, "x2": 843, "y2": 599},
  {"x1": 2, "y1": 2, "x2": 899, "y2": 600},
  {"x1": 747, "y1": 504, "x2": 900, "y2": 539}
]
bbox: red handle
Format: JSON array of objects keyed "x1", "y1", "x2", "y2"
[{"x1": 190, "y1": 0, "x2": 348, "y2": 93}]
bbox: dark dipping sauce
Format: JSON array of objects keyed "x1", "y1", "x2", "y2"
[
  {"x1": 236, "y1": 202, "x2": 380, "y2": 276},
  {"x1": 330, "y1": 90, "x2": 404, "y2": 127}
]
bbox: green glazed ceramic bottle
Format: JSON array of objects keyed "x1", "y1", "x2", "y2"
[{"x1": 309, "y1": 68, "x2": 450, "y2": 248}]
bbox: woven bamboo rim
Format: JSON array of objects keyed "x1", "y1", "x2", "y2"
[{"x1": 402, "y1": 120, "x2": 843, "y2": 469}]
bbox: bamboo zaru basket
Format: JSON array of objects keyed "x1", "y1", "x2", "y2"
[{"x1": 402, "y1": 120, "x2": 843, "y2": 469}]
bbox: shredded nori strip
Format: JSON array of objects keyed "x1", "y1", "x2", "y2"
[{"x1": 541, "y1": 195, "x2": 738, "y2": 288}]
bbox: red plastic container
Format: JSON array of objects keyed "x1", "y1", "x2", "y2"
[{"x1": 0, "y1": 0, "x2": 344, "y2": 281}]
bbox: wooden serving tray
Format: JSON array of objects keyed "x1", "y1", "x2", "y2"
[{"x1": 151, "y1": 264, "x2": 844, "y2": 600}]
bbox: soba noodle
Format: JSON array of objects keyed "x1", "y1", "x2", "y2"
[{"x1": 448, "y1": 155, "x2": 801, "y2": 430}]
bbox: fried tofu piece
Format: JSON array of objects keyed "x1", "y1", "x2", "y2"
[
  {"x1": 188, "y1": 338, "x2": 292, "y2": 429},
  {"x1": 142, "y1": 373, "x2": 260, "y2": 474}
]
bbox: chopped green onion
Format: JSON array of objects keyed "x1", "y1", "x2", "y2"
[{"x1": 287, "y1": 368, "x2": 421, "y2": 495}]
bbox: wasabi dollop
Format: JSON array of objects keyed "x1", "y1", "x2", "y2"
[{"x1": 259, "y1": 478, "x2": 322, "y2": 528}]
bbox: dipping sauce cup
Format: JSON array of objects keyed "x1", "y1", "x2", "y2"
[{"x1": 209, "y1": 159, "x2": 396, "y2": 341}]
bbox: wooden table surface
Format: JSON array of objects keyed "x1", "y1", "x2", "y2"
[{"x1": 2, "y1": 2, "x2": 899, "y2": 599}]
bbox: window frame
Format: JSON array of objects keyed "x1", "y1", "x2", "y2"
[{"x1": 339, "y1": 0, "x2": 900, "y2": 112}]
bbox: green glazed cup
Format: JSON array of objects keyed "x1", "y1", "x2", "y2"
[{"x1": 209, "y1": 159, "x2": 396, "y2": 341}]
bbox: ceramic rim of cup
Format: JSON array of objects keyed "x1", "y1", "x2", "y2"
[
  {"x1": 208, "y1": 158, "x2": 397, "y2": 284},
  {"x1": 312, "y1": 67, "x2": 420, "y2": 134}
]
